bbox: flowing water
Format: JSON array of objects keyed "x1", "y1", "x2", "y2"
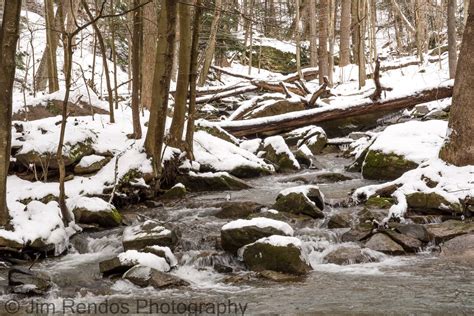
[{"x1": 1, "y1": 154, "x2": 473, "y2": 314}]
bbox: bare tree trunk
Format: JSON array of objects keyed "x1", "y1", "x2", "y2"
[
  {"x1": 319, "y1": 0, "x2": 329, "y2": 84},
  {"x1": 83, "y1": 0, "x2": 115, "y2": 123},
  {"x1": 108, "y1": 0, "x2": 119, "y2": 110},
  {"x1": 185, "y1": 0, "x2": 203, "y2": 159},
  {"x1": 328, "y1": 0, "x2": 335, "y2": 86},
  {"x1": 130, "y1": 0, "x2": 142, "y2": 139},
  {"x1": 465, "y1": 0, "x2": 470, "y2": 28},
  {"x1": 0, "y1": 0, "x2": 22, "y2": 228},
  {"x1": 141, "y1": 0, "x2": 158, "y2": 109},
  {"x1": 295, "y1": 0, "x2": 303, "y2": 79},
  {"x1": 357, "y1": 0, "x2": 366, "y2": 88},
  {"x1": 339, "y1": 0, "x2": 351, "y2": 67},
  {"x1": 308, "y1": 0, "x2": 318, "y2": 67},
  {"x1": 414, "y1": 0, "x2": 427, "y2": 62},
  {"x1": 439, "y1": 1, "x2": 474, "y2": 166},
  {"x1": 198, "y1": 0, "x2": 222, "y2": 86},
  {"x1": 248, "y1": 0, "x2": 254, "y2": 75},
  {"x1": 351, "y1": 1, "x2": 359, "y2": 64},
  {"x1": 447, "y1": 0, "x2": 457, "y2": 79},
  {"x1": 169, "y1": 0, "x2": 192, "y2": 147},
  {"x1": 145, "y1": 0, "x2": 177, "y2": 188},
  {"x1": 44, "y1": 0, "x2": 59, "y2": 93}
]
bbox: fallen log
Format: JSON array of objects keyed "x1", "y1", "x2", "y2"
[
  {"x1": 219, "y1": 84, "x2": 453, "y2": 137},
  {"x1": 252, "y1": 80, "x2": 306, "y2": 97},
  {"x1": 195, "y1": 85, "x2": 258, "y2": 104}
]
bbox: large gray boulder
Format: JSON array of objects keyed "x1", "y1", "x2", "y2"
[
  {"x1": 123, "y1": 220, "x2": 179, "y2": 251},
  {"x1": 273, "y1": 185, "x2": 325, "y2": 219}
]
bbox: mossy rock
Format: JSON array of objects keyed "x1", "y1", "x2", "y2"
[
  {"x1": 293, "y1": 149, "x2": 312, "y2": 168},
  {"x1": 273, "y1": 188, "x2": 324, "y2": 219},
  {"x1": 362, "y1": 150, "x2": 418, "y2": 180},
  {"x1": 300, "y1": 134, "x2": 328, "y2": 155},
  {"x1": 74, "y1": 156, "x2": 110, "y2": 175},
  {"x1": 161, "y1": 184, "x2": 186, "y2": 200},
  {"x1": 327, "y1": 212, "x2": 353, "y2": 229},
  {"x1": 214, "y1": 201, "x2": 264, "y2": 219},
  {"x1": 262, "y1": 144, "x2": 299, "y2": 172},
  {"x1": 195, "y1": 123, "x2": 239, "y2": 145},
  {"x1": 241, "y1": 241, "x2": 311, "y2": 275},
  {"x1": 250, "y1": 46, "x2": 307, "y2": 73},
  {"x1": 406, "y1": 192, "x2": 463, "y2": 214},
  {"x1": 365, "y1": 197, "x2": 395, "y2": 209},
  {"x1": 425, "y1": 220, "x2": 474, "y2": 243},
  {"x1": 176, "y1": 172, "x2": 251, "y2": 192},
  {"x1": 73, "y1": 206, "x2": 122, "y2": 228},
  {"x1": 123, "y1": 221, "x2": 179, "y2": 251},
  {"x1": 230, "y1": 165, "x2": 273, "y2": 178},
  {"x1": 357, "y1": 208, "x2": 389, "y2": 224}
]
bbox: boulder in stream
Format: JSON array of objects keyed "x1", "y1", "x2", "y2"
[
  {"x1": 261, "y1": 136, "x2": 300, "y2": 172},
  {"x1": 8, "y1": 268, "x2": 52, "y2": 295},
  {"x1": 100, "y1": 250, "x2": 171, "y2": 276},
  {"x1": 364, "y1": 233, "x2": 405, "y2": 255},
  {"x1": 67, "y1": 196, "x2": 122, "y2": 228},
  {"x1": 323, "y1": 245, "x2": 381, "y2": 265},
  {"x1": 160, "y1": 183, "x2": 186, "y2": 200},
  {"x1": 221, "y1": 217, "x2": 294, "y2": 254},
  {"x1": 273, "y1": 185, "x2": 325, "y2": 219},
  {"x1": 176, "y1": 172, "x2": 251, "y2": 192},
  {"x1": 424, "y1": 220, "x2": 474, "y2": 243},
  {"x1": 440, "y1": 234, "x2": 474, "y2": 258},
  {"x1": 123, "y1": 265, "x2": 189, "y2": 289},
  {"x1": 214, "y1": 201, "x2": 265, "y2": 219},
  {"x1": 239, "y1": 236, "x2": 311, "y2": 275},
  {"x1": 405, "y1": 192, "x2": 463, "y2": 214},
  {"x1": 123, "y1": 220, "x2": 179, "y2": 251}
]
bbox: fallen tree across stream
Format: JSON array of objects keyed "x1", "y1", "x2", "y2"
[{"x1": 219, "y1": 84, "x2": 453, "y2": 137}]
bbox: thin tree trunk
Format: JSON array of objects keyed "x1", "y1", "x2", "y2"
[
  {"x1": 130, "y1": 0, "x2": 142, "y2": 139},
  {"x1": 414, "y1": 0, "x2": 427, "y2": 62},
  {"x1": 295, "y1": 0, "x2": 303, "y2": 79},
  {"x1": 169, "y1": 0, "x2": 192, "y2": 147},
  {"x1": 319, "y1": 0, "x2": 329, "y2": 84},
  {"x1": 44, "y1": 0, "x2": 59, "y2": 93},
  {"x1": 83, "y1": 0, "x2": 115, "y2": 123},
  {"x1": 328, "y1": 0, "x2": 335, "y2": 86},
  {"x1": 185, "y1": 0, "x2": 203, "y2": 159},
  {"x1": 339, "y1": 0, "x2": 351, "y2": 67},
  {"x1": 248, "y1": 0, "x2": 254, "y2": 75},
  {"x1": 439, "y1": 1, "x2": 474, "y2": 166},
  {"x1": 145, "y1": 0, "x2": 177, "y2": 188},
  {"x1": 357, "y1": 0, "x2": 366, "y2": 88},
  {"x1": 447, "y1": 0, "x2": 457, "y2": 79},
  {"x1": 0, "y1": 0, "x2": 22, "y2": 228},
  {"x1": 141, "y1": 0, "x2": 158, "y2": 109},
  {"x1": 108, "y1": 0, "x2": 120, "y2": 110},
  {"x1": 198, "y1": 0, "x2": 222, "y2": 86},
  {"x1": 308, "y1": 0, "x2": 318, "y2": 68},
  {"x1": 351, "y1": 1, "x2": 359, "y2": 64}
]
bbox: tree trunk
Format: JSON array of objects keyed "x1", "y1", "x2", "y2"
[
  {"x1": 44, "y1": 0, "x2": 59, "y2": 93},
  {"x1": 357, "y1": 0, "x2": 366, "y2": 88},
  {"x1": 198, "y1": 0, "x2": 222, "y2": 86},
  {"x1": 351, "y1": 1, "x2": 360, "y2": 64},
  {"x1": 318, "y1": 0, "x2": 329, "y2": 84},
  {"x1": 339, "y1": 0, "x2": 351, "y2": 67},
  {"x1": 83, "y1": 0, "x2": 115, "y2": 123},
  {"x1": 328, "y1": 0, "x2": 335, "y2": 86},
  {"x1": 439, "y1": 2, "x2": 474, "y2": 166},
  {"x1": 141, "y1": 0, "x2": 158, "y2": 109},
  {"x1": 295, "y1": 0, "x2": 303, "y2": 79},
  {"x1": 0, "y1": 0, "x2": 22, "y2": 228},
  {"x1": 414, "y1": 0, "x2": 427, "y2": 62},
  {"x1": 185, "y1": 0, "x2": 203, "y2": 159},
  {"x1": 447, "y1": 0, "x2": 457, "y2": 79},
  {"x1": 308, "y1": 0, "x2": 318, "y2": 68},
  {"x1": 169, "y1": 0, "x2": 192, "y2": 147},
  {"x1": 145, "y1": 0, "x2": 177, "y2": 187},
  {"x1": 130, "y1": 0, "x2": 142, "y2": 139}
]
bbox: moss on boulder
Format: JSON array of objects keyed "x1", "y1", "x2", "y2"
[
  {"x1": 362, "y1": 150, "x2": 419, "y2": 180},
  {"x1": 406, "y1": 192, "x2": 463, "y2": 214}
]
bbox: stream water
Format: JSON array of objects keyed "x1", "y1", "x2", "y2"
[{"x1": 1, "y1": 154, "x2": 473, "y2": 314}]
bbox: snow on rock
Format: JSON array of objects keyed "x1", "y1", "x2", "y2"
[
  {"x1": 222, "y1": 217, "x2": 294, "y2": 236},
  {"x1": 354, "y1": 158, "x2": 474, "y2": 221},
  {"x1": 118, "y1": 250, "x2": 171, "y2": 272},
  {"x1": 143, "y1": 246, "x2": 178, "y2": 267},
  {"x1": 76, "y1": 155, "x2": 107, "y2": 168},
  {"x1": 0, "y1": 201, "x2": 79, "y2": 255},
  {"x1": 274, "y1": 185, "x2": 325, "y2": 218},
  {"x1": 262, "y1": 136, "x2": 300, "y2": 171},
  {"x1": 123, "y1": 220, "x2": 178, "y2": 251},
  {"x1": 239, "y1": 138, "x2": 262, "y2": 155},
  {"x1": 66, "y1": 196, "x2": 121, "y2": 228},
  {"x1": 192, "y1": 131, "x2": 273, "y2": 178}
]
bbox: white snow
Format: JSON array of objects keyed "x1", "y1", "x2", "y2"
[
  {"x1": 239, "y1": 138, "x2": 262, "y2": 154},
  {"x1": 77, "y1": 155, "x2": 106, "y2": 168},
  {"x1": 145, "y1": 246, "x2": 178, "y2": 267},
  {"x1": 118, "y1": 250, "x2": 171, "y2": 272},
  {"x1": 66, "y1": 196, "x2": 115, "y2": 212},
  {"x1": 263, "y1": 136, "x2": 300, "y2": 169},
  {"x1": 221, "y1": 217, "x2": 294, "y2": 236}
]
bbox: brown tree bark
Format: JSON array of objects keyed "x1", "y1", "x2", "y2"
[
  {"x1": 198, "y1": 0, "x2": 222, "y2": 86},
  {"x1": 439, "y1": 2, "x2": 474, "y2": 166},
  {"x1": 145, "y1": 0, "x2": 177, "y2": 188},
  {"x1": 339, "y1": 0, "x2": 351, "y2": 67},
  {"x1": 318, "y1": 0, "x2": 329, "y2": 84},
  {"x1": 141, "y1": 0, "x2": 158, "y2": 109},
  {"x1": 357, "y1": 0, "x2": 366, "y2": 88},
  {"x1": 447, "y1": 0, "x2": 457, "y2": 79},
  {"x1": 130, "y1": 0, "x2": 142, "y2": 139},
  {"x1": 185, "y1": 0, "x2": 203, "y2": 159},
  {"x1": 169, "y1": 0, "x2": 192, "y2": 147},
  {"x1": 0, "y1": 0, "x2": 22, "y2": 227},
  {"x1": 308, "y1": 0, "x2": 318, "y2": 68},
  {"x1": 44, "y1": 0, "x2": 60, "y2": 93}
]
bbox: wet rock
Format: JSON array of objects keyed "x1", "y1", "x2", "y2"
[
  {"x1": 283, "y1": 125, "x2": 326, "y2": 148},
  {"x1": 341, "y1": 223, "x2": 374, "y2": 242},
  {"x1": 382, "y1": 230, "x2": 423, "y2": 252},
  {"x1": 324, "y1": 246, "x2": 380, "y2": 265},
  {"x1": 214, "y1": 201, "x2": 265, "y2": 219},
  {"x1": 100, "y1": 250, "x2": 171, "y2": 276},
  {"x1": 259, "y1": 270, "x2": 305, "y2": 282},
  {"x1": 0, "y1": 236, "x2": 24, "y2": 251},
  {"x1": 364, "y1": 233, "x2": 405, "y2": 255},
  {"x1": 230, "y1": 165, "x2": 273, "y2": 178},
  {"x1": 240, "y1": 236, "x2": 311, "y2": 275},
  {"x1": 406, "y1": 192, "x2": 463, "y2": 214},
  {"x1": 176, "y1": 172, "x2": 251, "y2": 192},
  {"x1": 316, "y1": 172, "x2": 352, "y2": 183},
  {"x1": 214, "y1": 263, "x2": 233, "y2": 273},
  {"x1": 327, "y1": 212, "x2": 353, "y2": 229},
  {"x1": 357, "y1": 208, "x2": 389, "y2": 224},
  {"x1": 298, "y1": 131, "x2": 328, "y2": 155},
  {"x1": 394, "y1": 224, "x2": 431, "y2": 243},
  {"x1": 123, "y1": 265, "x2": 189, "y2": 289},
  {"x1": 425, "y1": 220, "x2": 474, "y2": 243},
  {"x1": 293, "y1": 148, "x2": 313, "y2": 168},
  {"x1": 142, "y1": 246, "x2": 178, "y2": 267},
  {"x1": 161, "y1": 183, "x2": 186, "y2": 200},
  {"x1": 273, "y1": 185, "x2": 325, "y2": 219},
  {"x1": 67, "y1": 197, "x2": 122, "y2": 228},
  {"x1": 365, "y1": 197, "x2": 394, "y2": 209},
  {"x1": 262, "y1": 136, "x2": 300, "y2": 172},
  {"x1": 123, "y1": 220, "x2": 179, "y2": 251},
  {"x1": 73, "y1": 155, "x2": 110, "y2": 175},
  {"x1": 362, "y1": 150, "x2": 418, "y2": 181},
  {"x1": 440, "y1": 234, "x2": 474, "y2": 258},
  {"x1": 8, "y1": 268, "x2": 52, "y2": 295},
  {"x1": 221, "y1": 217, "x2": 294, "y2": 254}
]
